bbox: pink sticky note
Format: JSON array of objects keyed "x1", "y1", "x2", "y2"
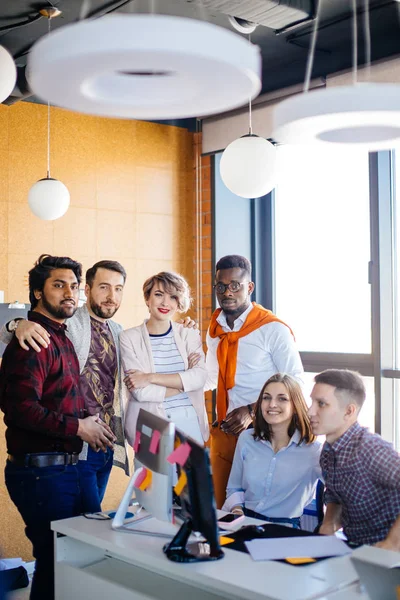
[
  {"x1": 149, "y1": 430, "x2": 161, "y2": 454},
  {"x1": 133, "y1": 430, "x2": 141, "y2": 453},
  {"x1": 133, "y1": 468, "x2": 147, "y2": 490},
  {"x1": 167, "y1": 442, "x2": 191, "y2": 467}
]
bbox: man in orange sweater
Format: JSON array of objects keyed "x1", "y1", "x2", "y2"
[{"x1": 206, "y1": 255, "x2": 304, "y2": 508}]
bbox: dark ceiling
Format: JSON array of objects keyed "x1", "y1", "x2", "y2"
[{"x1": 0, "y1": 0, "x2": 399, "y2": 125}]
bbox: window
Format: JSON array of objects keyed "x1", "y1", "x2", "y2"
[{"x1": 274, "y1": 145, "x2": 371, "y2": 354}]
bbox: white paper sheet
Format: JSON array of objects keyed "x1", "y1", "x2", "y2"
[{"x1": 245, "y1": 536, "x2": 352, "y2": 561}]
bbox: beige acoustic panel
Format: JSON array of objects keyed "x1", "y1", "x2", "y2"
[
  {"x1": 53, "y1": 207, "x2": 97, "y2": 258},
  {"x1": 8, "y1": 203, "x2": 54, "y2": 257},
  {"x1": 135, "y1": 166, "x2": 176, "y2": 215},
  {"x1": 0, "y1": 420, "x2": 33, "y2": 561},
  {"x1": 96, "y1": 168, "x2": 137, "y2": 213},
  {"x1": 136, "y1": 213, "x2": 175, "y2": 262},
  {"x1": 0, "y1": 151, "x2": 9, "y2": 204},
  {"x1": 7, "y1": 253, "x2": 38, "y2": 304},
  {"x1": 96, "y1": 210, "x2": 137, "y2": 259},
  {"x1": 51, "y1": 109, "x2": 98, "y2": 210},
  {"x1": 0, "y1": 107, "x2": 9, "y2": 152}
]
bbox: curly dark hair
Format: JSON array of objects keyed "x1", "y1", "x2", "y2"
[{"x1": 29, "y1": 254, "x2": 82, "y2": 309}]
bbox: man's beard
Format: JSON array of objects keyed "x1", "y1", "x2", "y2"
[
  {"x1": 221, "y1": 300, "x2": 250, "y2": 317},
  {"x1": 41, "y1": 294, "x2": 77, "y2": 320},
  {"x1": 90, "y1": 300, "x2": 119, "y2": 320}
]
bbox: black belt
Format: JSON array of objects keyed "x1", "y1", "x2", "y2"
[{"x1": 7, "y1": 452, "x2": 80, "y2": 468}]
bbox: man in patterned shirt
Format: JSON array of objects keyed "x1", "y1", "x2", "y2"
[
  {"x1": 0, "y1": 255, "x2": 115, "y2": 600},
  {"x1": 308, "y1": 369, "x2": 400, "y2": 549}
]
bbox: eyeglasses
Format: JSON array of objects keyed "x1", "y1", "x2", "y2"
[{"x1": 213, "y1": 281, "x2": 246, "y2": 294}]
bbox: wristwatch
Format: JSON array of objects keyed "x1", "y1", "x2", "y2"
[
  {"x1": 7, "y1": 318, "x2": 22, "y2": 333},
  {"x1": 247, "y1": 404, "x2": 255, "y2": 419}
]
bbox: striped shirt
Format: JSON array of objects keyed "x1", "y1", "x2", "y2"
[{"x1": 149, "y1": 325, "x2": 191, "y2": 412}]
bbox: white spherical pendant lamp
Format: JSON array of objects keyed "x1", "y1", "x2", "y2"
[
  {"x1": 27, "y1": 14, "x2": 262, "y2": 120},
  {"x1": 28, "y1": 12, "x2": 70, "y2": 221},
  {"x1": 28, "y1": 178, "x2": 70, "y2": 221},
  {"x1": 220, "y1": 135, "x2": 277, "y2": 198},
  {"x1": 0, "y1": 45, "x2": 17, "y2": 103}
]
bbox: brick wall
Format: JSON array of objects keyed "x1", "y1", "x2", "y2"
[{"x1": 193, "y1": 133, "x2": 214, "y2": 424}]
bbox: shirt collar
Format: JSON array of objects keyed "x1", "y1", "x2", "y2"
[
  {"x1": 262, "y1": 429, "x2": 302, "y2": 450},
  {"x1": 326, "y1": 421, "x2": 362, "y2": 453},
  {"x1": 216, "y1": 302, "x2": 254, "y2": 329},
  {"x1": 28, "y1": 310, "x2": 67, "y2": 333}
]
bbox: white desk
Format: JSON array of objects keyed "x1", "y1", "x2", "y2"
[{"x1": 52, "y1": 516, "x2": 367, "y2": 600}]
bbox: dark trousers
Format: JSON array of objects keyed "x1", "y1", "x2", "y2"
[
  {"x1": 243, "y1": 507, "x2": 302, "y2": 529},
  {"x1": 76, "y1": 446, "x2": 113, "y2": 513},
  {"x1": 5, "y1": 461, "x2": 83, "y2": 600}
]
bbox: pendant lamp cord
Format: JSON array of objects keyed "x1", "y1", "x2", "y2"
[
  {"x1": 363, "y1": 0, "x2": 371, "y2": 80},
  {"x1": 303, "y1": 1, "x2": 320, "y2": 93},
  {"x1": 351, "y1": 0, "x2": 358, "y2": 85},
  {"x1": 47, "y1": 15, "x2": 51, "y2": 178},
  {"x1": 248, "y1": 33, "x2": 252, "y2": 134}
]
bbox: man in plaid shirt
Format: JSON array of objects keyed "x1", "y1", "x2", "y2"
[
  {"x1": 0, "y1": 255, "x2": 115, "y2": 600},
  {"x1": 308, "y1": 369, "x2": 400, "y2": 549}
]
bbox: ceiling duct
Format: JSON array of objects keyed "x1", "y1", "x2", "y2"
[{"x1": 201, "y1": 0, "x2": 314, "y2": 31}]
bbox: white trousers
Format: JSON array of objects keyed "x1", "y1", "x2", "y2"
[{"x1": 165, "y1": 404, "x2": 203, "y2": 445}]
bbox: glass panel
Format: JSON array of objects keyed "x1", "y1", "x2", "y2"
[
  {"x1": 303, "y1": 372, "x2": 375, "y2": 434},
  {"x1": 274, "y1": 146, "x2": 371, "y2": 353},
  {"x1": 394, "y1": 152, "x2": 400, "y2": 369},
  {"x1": 214, "y1": 153, "x2": 252, "y2": 262}
]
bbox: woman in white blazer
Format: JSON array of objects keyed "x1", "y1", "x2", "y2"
[{"x1": 120, "y1": 271, "x2": 209, "y2": 446}]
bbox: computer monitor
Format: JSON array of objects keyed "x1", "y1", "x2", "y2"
[
  {"x1": 112, "y1": 410, "x2": 175, "y2": 530},
  {"x1": 163, "y1": 428, "x2": 224, "y2": 563}
]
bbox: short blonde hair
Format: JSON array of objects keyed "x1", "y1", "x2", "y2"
[{"x1": 143, "y1": 272, "x2": 192, "y2": 313}]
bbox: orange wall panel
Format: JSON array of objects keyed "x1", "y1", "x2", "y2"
[{"x1": 0, "y1": 102, "x2": 196, "y2": 560}]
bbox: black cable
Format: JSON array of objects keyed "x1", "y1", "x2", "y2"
[
  {"x1": 86, "y1": 0, "x2": 133, "y2": 19},
  {"x1": 287, "y1": 38, "x2": 331, "y2": 55},
  {"x1": 0, "y1": 13, "x2": 43, "y2": 37}
]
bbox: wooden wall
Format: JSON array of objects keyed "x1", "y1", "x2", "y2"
[{"x1": 0, "y1": 102, "x2": 196, "y2": 559}]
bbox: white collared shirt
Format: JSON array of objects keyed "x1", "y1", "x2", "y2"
[
  {"x1": 223, "y1": 429, "x2": 322, "y2": 518},
  {"x1": 205, "y1": 304, "x2": 304, "y2": 415}
]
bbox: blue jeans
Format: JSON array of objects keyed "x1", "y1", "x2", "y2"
[
  {"x1": 76, "y1": 446, "x2": 113, "y2": 513},
  {"x1": 5, "y1": 461, "x2": 83, "y2": 600}
]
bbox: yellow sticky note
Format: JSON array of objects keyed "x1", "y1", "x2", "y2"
[
  {"x1": 396, "y1": 585, "x2": 400, "y2": 600},
  {"x1": 285, "y1": 557, "x2": 316, "y2": 565},
  {"x1": 174, "y1": 471, "x2": 187, "y2": 496},
  {"x1": 138, "y1": 469, "x2": 152, "y2": 491},
  {"x1": 219, "y1": 536, "x2": 235, "y2": 546}
]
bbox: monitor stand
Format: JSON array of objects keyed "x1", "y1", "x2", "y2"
[{"x1": 163, "y1": 518, "x2": 224, "y2": 563}]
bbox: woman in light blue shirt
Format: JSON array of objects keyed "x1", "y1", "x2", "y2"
[{"x1": 223, "y1": 373, "x2": 321, "y2": 528}]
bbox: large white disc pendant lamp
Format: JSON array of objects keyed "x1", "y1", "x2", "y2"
[
  {"x1": 27, "y1": 14, "x2": 262, "y2": 119},
  {"x1": 0, "y1": 45, "x2": 17, "y2": 103},
  {"x1": 28, "y1": 9, "x2": 70, "y2": 221},
  {"x1": 220, "y1": 135, "x2": 277, "y2": 198},
  {"x1": 272, "y1": 0, "x2": 400, "y2": 150},
  {"x1": 273, "y1": 83, "x2": 400, "y2": 149}
]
